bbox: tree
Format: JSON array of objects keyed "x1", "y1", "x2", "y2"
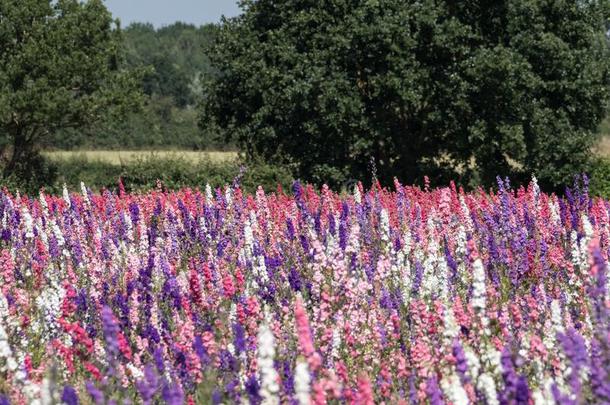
[
  {"x1": 48, "y1": 21, "x2": 223, "y2": 152},
  {"x1": 201, "y1": 0, "x2": 610, "y2": 190},
  {"x1": 141, "y1": 54, "x2": 192, "y2": 107},
  {"x1": 0, "y1": 0, "x2": 143, "y2": 182},
  {"x1": 122, "y1": 22, "x2": 219, "y2": 108}
]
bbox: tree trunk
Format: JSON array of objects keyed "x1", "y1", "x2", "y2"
[{"x1": 2, "y1": 127, "x2": 31, "y2": 179}]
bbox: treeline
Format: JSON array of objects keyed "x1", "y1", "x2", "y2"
[{"x1": 47, "y1": 22, "x2": 227, "y2": 150}]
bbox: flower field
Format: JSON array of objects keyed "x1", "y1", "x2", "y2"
[{"x1": 0, "y1": 177, "x2": 608, "y2": 404}]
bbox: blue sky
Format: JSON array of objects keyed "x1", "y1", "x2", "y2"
[{"x1": 103, "y1": 0, "x2": 242, "y2": 27}]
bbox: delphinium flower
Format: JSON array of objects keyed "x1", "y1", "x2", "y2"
[
  {"x1": 568, "y1": 231, "x2": 584, "y2": 306},
  {"x1": 50, "y1": 219, "x2": 67, "y2": 257},
  {"x1": 544, "y1": 299, "x2": 571, "y2": 395},
  {"x1": 161, "y1": 379, "x2": 184, "y2": 405},
  {"x1": 34, "y1": 280, "x2": 65, "y2": 342},
  {"x1": 1, "y1": 174, "x2": 610, "y2": 402},
  {"x1": 101, "y1": 305, "x2": 122, "y2": 375},
  {"x1": 295, "y1": 296, "x2": 321, "y2": 372},
  {"x1": 426, "y1": 375, "x2": 445, "y2": 405},
  {"x1": 355, "y1": 374, "x2": 374, "y2": 405},
  {"x1": 464, "y1": 245, "x2": 502, "y2": 403},
  {"x1": 555, "y1": 328, "x2": 590, "y2": 404},
  {"x1": 80, "y1": 182, "x2": 90, "y2": 207},
  {"x1": 0, "y1": 293, "x2": 17, "y2": 374},
  {"x1": 38, "y1": 189, "x2": 49, "y2": 212},
  {"x1": 499, "y1": 347, "x2": 532, "y2": 405},
  {"x1": 10, "y1": 356, "x2": 40, "y2": 404},
  {"x1": 257, "y1": 316, "x2": 280, "y2": 405},
  {"x1": 204, "y1": 183, "x2": 213, "y2": 203},
  {"x1": 452, "y1": 340, "x2": 470, "y2": 383},
  {"x1": 440, "y1": 372, "x2": 469, "y2": 405},
  {"x1": 346, "y1": 221, "x2": 364, "y2": 280},
  {"x1": 470, "y1": 243, "x2": 488, "y2": 332},
  {"x1": 421, "y1": 215, "x2": 443, "y2": 300},
  {"x1": 584, "y1": 247, "x2": 610, "y2": 402},
  {"x1": 62, "y1": 183, "x2": 72, "y2": 208},
  {"x1": 589, "y1": 336, "x2": 610, "y2": 403},
  {"x1": 40, "y1": 376, "x2": 61, "y2": 405},
  {"x1": 294, "y1": 360, "x2": 311, "y2": 405},
  {"x1": 379, "y1": 208, "x2": 391, "y2": 254},
  {"x1": 329, "y1": 326, "x2": 341, "y2": 366},
  {"x1": 477, "y1": 373, "x2": 499, "y2": 405},
  {"x1": 353, "y1": 184, "x2": 362, "y2": 205},
  {"x1": 61, "y1": 385, "x2": 79, "y2": 405},
  {"x1": 85, "y1": 380, "x2": 105, "y2": 405},
  {"x1": 395, "y1": 227, "x2": 412, "y2": 302},
  {"x1": 0, "y1": 212, "x2": 9, "y2": 243},
  {"x1": 442, "y1": 304, "x2": 460, "y2": 347},
  {"x1": 21, "y1": 205, "x2": 35, "y2": 239},
  {"x1": 137, "y1": 218, "x2": 149, "y2": 256},
  {"x1": 224, "y1": 186, "x2": 233, "y2": 210}
]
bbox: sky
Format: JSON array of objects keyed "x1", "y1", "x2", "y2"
[{"x1": 103, "y1": 0, "x2": 242, "y2": 28}]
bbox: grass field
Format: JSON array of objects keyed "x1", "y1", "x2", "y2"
[
  {"x1": 595, "y1": 137, "x2": 610, "y2": 156},
  {"x1": 43, "y1": 150, "x2": 238, "y2": 165}
]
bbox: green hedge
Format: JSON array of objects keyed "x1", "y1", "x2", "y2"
[
  {"x1": 114, "y1": 156, "x2": 294, "y2": 193},
  {"x1": 3, "y1": 155, "x2": 294, "y2": 195},
  {"x1": 13, "y1": 154, "x2": 608, "y2": 198},
  {"x1": 589, "y1": 157, "x2": 610, "y2": 199}
]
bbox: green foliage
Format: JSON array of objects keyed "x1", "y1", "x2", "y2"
[
  {"x1": 49, "y1": 97, "x2": 226, "y2": 150},
  {"x1": 122, "y1": 22, "x2": 218, "y2": 107},
  {"x1": 589, "y1": 157, "x2": 610, "y2": 198},
  {"x1": 0, "y1": 0, "x2": 144, "y2": 181},
  {"x1": 48, "y1": 21, "x2": 224, "y2": 151},
  {"x1": 1, "y1": 154, "x2": 59, "y2": 195},
  {"x1": 52, "y1": 157, "x2": 124, "y2": 193},
  {"x1": 202, "y1": 0, "x2": 610, "y2": 190},
  {"x1": 34, "y1": 156, "x2": 294, "y2": 195},
  {"x1": 598, "y1": 110, "x2": 610, "y2": 137}
]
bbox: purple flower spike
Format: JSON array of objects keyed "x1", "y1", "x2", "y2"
[
  {"x1": 61, "y1": 385, "x2": 79, "y2": 405},
  {"x1": 85, "y1": 381, "x2": 105, "y2": 405},
  {"x1": 426, "y1": 376, "x2": 445, "y2": 405}
]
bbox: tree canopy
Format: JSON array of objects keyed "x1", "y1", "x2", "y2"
[
  {"x1": 122, "y1": 22, "x2": 218, "y2": 108},
  {"x1": 201, "y1": 0, "x2": 610, "y2": 189},
  {"x1": 0, "y1": 0, "x2": 143, "y2": 182},
  {"x1": 49, "y1": 21, "x2": 223, "y2": 151}
]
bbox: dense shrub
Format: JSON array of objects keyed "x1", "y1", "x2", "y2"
[
  {"x1": 51, "y1": 155, "x2": 294, "y2": 194},
  {"x1": 1, "y1": 153, "x2": 59, "y2": 195},
  {"x1": 54, "y1": 157, "x2": 125, "y2": 192}
]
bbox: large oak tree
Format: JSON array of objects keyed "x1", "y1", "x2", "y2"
[{"x1": 202, "y1": 0, "x2": 610, "y2": 190}]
